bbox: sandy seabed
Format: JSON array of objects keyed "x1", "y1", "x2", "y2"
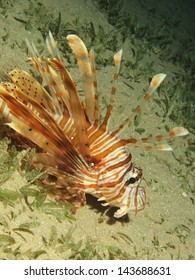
[{"x1": 0, "y1": 0, "x2": 194, "y2": 259}]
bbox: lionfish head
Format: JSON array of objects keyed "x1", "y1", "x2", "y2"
[{"x1": 111, "y1": 166, "x2": 145, "y2": 218}]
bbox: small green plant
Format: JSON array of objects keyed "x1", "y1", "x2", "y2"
[
  {"x1": 0, "y1": 138, "x2": 22, "y2": 184},
  {"x1": 0, "y1": 138, "x2": 75, "y2": 222}
]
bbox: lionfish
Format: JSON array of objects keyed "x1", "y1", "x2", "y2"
[{"x1": 0, "y1": 32, "x2": 189, "y2": 218}]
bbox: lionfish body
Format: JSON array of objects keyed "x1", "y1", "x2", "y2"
[{"x1": 0, "y1": 32, "x2": 189, "y2": 218}]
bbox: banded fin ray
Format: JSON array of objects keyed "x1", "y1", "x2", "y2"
[
  {"x1": 67, "y1": 34, "x2": 95, "y2": 122},
  {"x1": 1, "y1": 92, "x2": 87, "y2": 172},
  {"x1": 0, "y1": 82, "x2": 70, "y2": 140},
  {"x1": 112, "y1": 73, "x2": 167, "y2": 136},
  {"x1": 25, "y1": 40, "x2": 62, "y2": 116},
  {"x1": 9, "y1": 69, "x2": 56, "y2": 114},
  {"x1": 102, "y1": 49, "x2": 123, "y2": 129},
  {"x1": 89, "y1": 47, "x2": 100, "y2": 124},
  {"x1": 3, "y1": 70, "x2": 71, "y2": 136},
  {"x1": 0, "y1": 97, "x2": 12, "y2": 123},
  {"x1": 122, "y1": 127, "x2": 189, "y2": 150},
  {"x1": 45, "y1": 33, "x2": 91, "y2": 163}
]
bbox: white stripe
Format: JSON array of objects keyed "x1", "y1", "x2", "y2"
[
  {"x1": 87, "y1": 125, "x2": 99, "y2": 138},
  {"x1": 91, "y1": 137, "x2": 120, "y2": 156},
  {"x1": 62, "y1": 117, "x2": 74, "y2": 132},
  {"x1": 100, "y1": 153, "x2": 130, "y2": 174},
  {"x1": 55, "y1": 113, "x2": 64, "y2": 124},
  {"x1": 89, "y1": 131, "x2": 110, "y2": 149},
  {"x1": 99, "y1": 161, "x2": 131, "y2": 184}
]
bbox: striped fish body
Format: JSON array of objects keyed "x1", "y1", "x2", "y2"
[
  {"x1": 42, "y1": 119, "x2": 145, "y2": 218},
  {"x1": 85, "y1": 126, "x2": 145, "y2": 218},
  {"x1": 0, "y1": 32, "x2": 189, "y2": 218}
]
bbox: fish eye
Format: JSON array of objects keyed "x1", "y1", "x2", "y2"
[{"x1": 127, "y1": 177, "x2": 136, "y2": 184}]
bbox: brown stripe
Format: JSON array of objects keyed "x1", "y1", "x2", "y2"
[
  {"x1": 91, "y1": 139, "x2": 124, "y2": 160},
  {"x1": 103, "y1": 154, "x2": 132, "y2": 172},
  {"x1": 98, "y1": 162, "x2": 133, "y2": 190}
]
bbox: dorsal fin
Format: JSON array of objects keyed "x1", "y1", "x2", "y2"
[
  {"x1": 121, "y1": 127, "x2": 189, "y2": 151},
  {"x1": 89, "y1": 47, "x2": 99, "y2": 124},
  {"x1": 9, "y1": 69, "x2": 56, "y2": 114},
  {"x1": 67, "y1": 34, "x2": 95, "y2": 122},
  {"x1": 25, "y1": 40, "x2": 62, "y2": 116},
  {"x1": 102, "y1": 49, "x2": 123, "y2": 129},
  {"x1": 26, "y1": 35, "x2": 91, "y2": 164},
  {"x1": 0, "y1": 96, "x2": 12, "y2": 123},
  {"x1": 112, "y1": 73, "x2": 166, "y2": 136},
  {"x1": 48, "y1": 57, "x2": 91, "y2": 163},
  {"x1": 1, "y1": 91, "x2": 88, "y2": 172}
]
